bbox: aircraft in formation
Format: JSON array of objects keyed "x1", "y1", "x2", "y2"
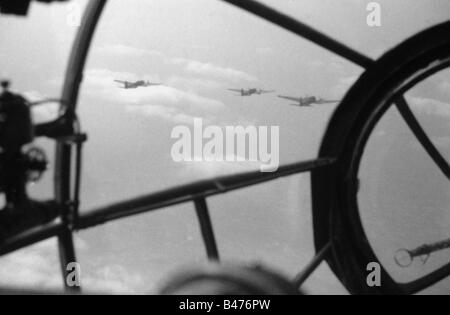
[
  {"x1": 228, "y1": 88, "x2": 275, "y2": 96},
  {"x1": 114, "y1": 80, "x2": 162, "y2": 89},
  {"x1": 113, "y1": 80, "x2": 339, "y2": 108},
  {"x1": 277, "y1": 95, "x2": 340, "y2": 107},
  {"x1": 226, "y1": 88, "x2": 339, "y2": 107}
]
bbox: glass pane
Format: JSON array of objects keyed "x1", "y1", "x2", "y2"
[
  {"x1": 406, "y1": 68, "x2": 450, "y2": 164},
  {"x1": 75, "y1": 0, "x2": 353, "y2": 294},
  {"x1": 0, "y1": 0, "x2": 88, "y2": 95},
  {"x1": 0, "y1": 239, "x2": 63, "y2": 292},
  {"x1": 75, "y1": 177, "x2": 346, "y2": 294},
  {"x1": 75, "y1": 204, "x2": 205, "y2": 294},
  {"x1": 208, "y1": 175, "x2": 346, "y2": 294},
  {"x1": 0, "y1": 1, "x2": 88, "y2": 199},
  {"x1": 78, "y1": 0, "x2": 360, "y2": 210},
  {"x1": 258, "y1": 0, "x2": 450, "y2": 59},
  {"x1": 358, "y1": 67, "x2": 450, "y2": 293},
  {"x1": 0, "y1": 0, "x2": 86, "y2": 291}
]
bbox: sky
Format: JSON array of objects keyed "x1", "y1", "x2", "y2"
[{"x1": 0, "y1": 0, "x2": 449, "y2": 294}]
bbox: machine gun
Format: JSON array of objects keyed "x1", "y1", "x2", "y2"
[{"x1": 0, "y1": 80, "x2": 57, "y2": 239}]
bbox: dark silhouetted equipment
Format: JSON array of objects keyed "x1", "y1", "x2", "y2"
[
  {"x1": 0, "y1": 80, "x2": 34, "y2": 202},
  {"x1": 0, "y1": 81, "x2": 58, "y2": 241},
  {"x1": 159, "y1": 263, "x2": 302, "y2": 295},
  {"x1": 0, "y1": 0, "x2": 69, "y2": 16}
]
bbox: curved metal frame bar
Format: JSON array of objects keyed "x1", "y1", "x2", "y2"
[
  {"x1": 349, "y1": 57, "x2": 450, "y2": 294},
  {"x1": 312, "y1": 21, "x2": 450, "y2": 294},
  {"x1": 54, "y1": 0, "x2": 107, "y2": 291}
]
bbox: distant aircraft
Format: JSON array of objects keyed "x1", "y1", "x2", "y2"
[
  {"x1": 228, "y1": 88, "x2": 275, "y2": 96},
  {"x1": 114, "y1": 80, "x2": 162, "y2": 89},
  {"x1": 278, "y1": 95, "x2": 340, "y2": 107}
]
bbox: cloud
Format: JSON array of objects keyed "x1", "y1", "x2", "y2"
[
  {"x1": 83, "y1": 68, "x2": 224, "y2": 124},
  {"x1": 171, "y1": 58, "x2": 257, "y2": 83},
  {"x1": 94, "y1": 44, "x2": 164, "y2": 60},
  {"x1": 126, "y1": 104, "x2": 195, "y2": 125},
  {"x1": 94, "y1": 44, "x2": 256, "y2": 84},
  {"x1": 329, "y1": 75, "x2": 359, "y2": 99},
  {"x1": 82, "y1": 264, "x2": 144, "y2": 294},
  {"x1": 308, "y1": 57, "x2": 346, "y2": 73},
  {"x1": 405, "y1": 96, "x2": 450, "y2": 118},
  {"x1": 24, "y1": 91, "x2": 60, "y2": 124},
  {"x1": 118, "y1": 85, "x2": 223, "y2": 110},
  {"x1": 167, "y1": 75, "x2": 223, "y2": 92},
  {"x1": 0, "y1": 239, "x2": 62, "y2": 290},
  {"x1": 433, "y1": 136, "x2": 450, "y2": 148},
  {"x1": 0, "y1": 237, "x2": 144, "y2": 294}
]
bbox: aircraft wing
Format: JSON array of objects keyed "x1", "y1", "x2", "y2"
[
  {"x1": 114, "y1": 80, "x2": 130, "y2": 85},
  {"x1": 228, "y1": 89, "x2": 242, "y2": 92},
  {"x1": 260, "y1": 90, "x2": 275, "y2": 94},
  {"x1": 315, "y1": 100, "x2": 340, "y2": 104},
  {"x1": 278, "y1": 95, "x2": 299, "y2": 102}
]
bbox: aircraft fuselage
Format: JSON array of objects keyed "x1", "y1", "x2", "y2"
[
  {"x1": 235, "y1": 88, "x2": 271, "y2": 96},
  {"x1": 299, "y1": 96, "x2": 317, "y2": 106},
  {"x1": 115, "y1": 80, "x2": 161, "y2": 89},
  {"x1": 124, "y1": 81, "x2": 147, "y2": 89}
]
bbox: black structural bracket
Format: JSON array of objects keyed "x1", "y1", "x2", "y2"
[{"x1": 0, "y1": 0, "x2": 69, "y2": 16}]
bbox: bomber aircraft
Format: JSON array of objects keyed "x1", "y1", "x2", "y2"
[
  {"x1": 228, "y1": 88, "x2": 275, "y2": 96},
  {"x1": 278, "y1": 95, "x2": 340, "y2": 107},
  {"x1": 114, "y1": 80, "x2": 162, "y2": 89}
]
